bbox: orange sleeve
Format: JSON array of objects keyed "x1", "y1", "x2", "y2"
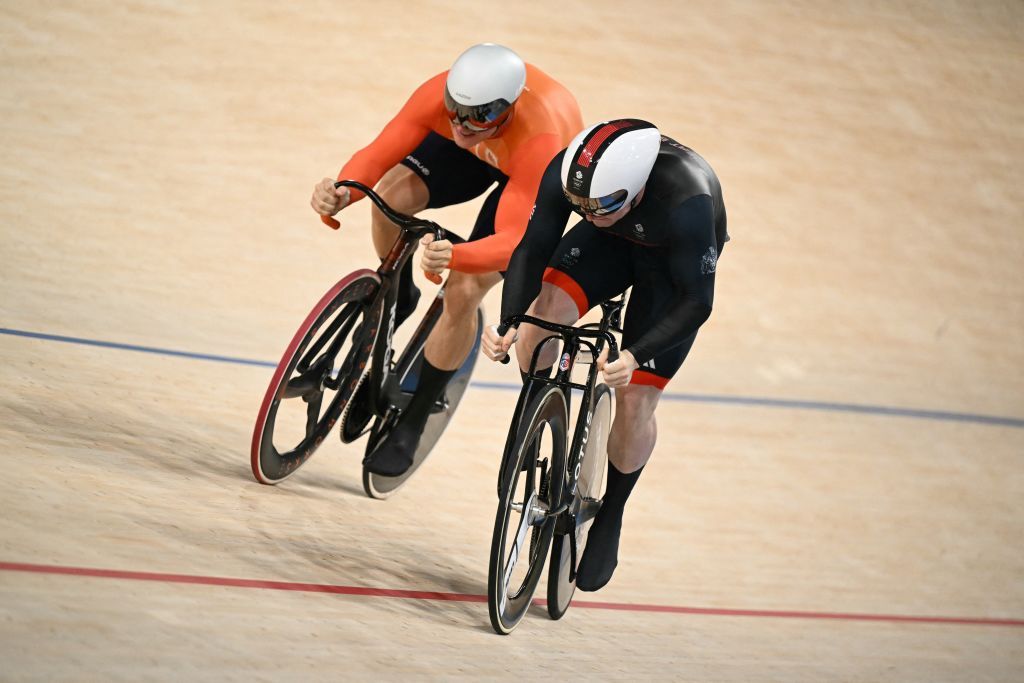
[
  {"x1": 336, "y1": 73, "x2": 446, "y2": 203},
  {"x1": 448, "y1": 134, "x2": 562, "y2": 274}
]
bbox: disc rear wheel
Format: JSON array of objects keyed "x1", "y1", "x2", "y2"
[
  {"x1": 362, "y1": 307, "x2": 484, "y2": 499},
  {"x1": 547, "y1": 383, "x2": 612, "y2": 619}
]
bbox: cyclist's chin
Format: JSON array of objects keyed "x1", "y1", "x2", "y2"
[
  {"x1": 587, "y1": 204, "x2": 633, "y2": 228},
  {"x1": 450, "y1": 123, "x2": 493, "y2": 148}
]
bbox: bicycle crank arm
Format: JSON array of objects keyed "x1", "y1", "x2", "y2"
[
  {"x1": 283, "y1": 359, "x2": 332, "y2": 399},
  {"x1": 577, "y1": 497, "x2": 602, "y2": 525}
]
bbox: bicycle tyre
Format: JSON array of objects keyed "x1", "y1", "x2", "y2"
[
  {"x1": 546, "y1": 382, "x2": 613, "y2": 619},
  {"x1": 487, "y1": 385, "x2": 568, "y2": 635},
  {"x1": 250, "y1": 270, "x2": 381, "y2": 484}
]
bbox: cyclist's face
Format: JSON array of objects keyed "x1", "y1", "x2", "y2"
[
  {"x1": 585, "y1": 200, "x2": 633, "y2": 227},
  {"x1": 449, "y1": 120, "x2": 498, "y2": 149},
  {"x1": 584, "y1": 186, "x2": 646, "y2": 228}
]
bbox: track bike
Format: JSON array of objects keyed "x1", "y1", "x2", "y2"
[
  {"x1": 251, "y1": 180, "x2": 483, "y2": 499},
  {"x1": 487, "y1": 295, "x2": 624, "y2": 634}
]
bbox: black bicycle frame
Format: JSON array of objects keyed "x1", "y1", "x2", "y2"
[
  {"x1": 331, "y1": 180, "x2": 464, "y2": 418},
  {"x1": 496, "y1": 296, "x2": 624, "y2": 513}
]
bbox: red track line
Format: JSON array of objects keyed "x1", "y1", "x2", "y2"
[
  {"x1": 0, "y1": 561, "x2": 486, "y2": 604},
  {"x1": 2, "y1": 561, "x2": 1021, "y2": 628}
]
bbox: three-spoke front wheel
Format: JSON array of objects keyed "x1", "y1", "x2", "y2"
[
  {"x1": 250, "y1": 270, "x2": 381, "y2": 484},
  {"x1": 487, "y1": 385, "x2": 568, "y2": 635}
]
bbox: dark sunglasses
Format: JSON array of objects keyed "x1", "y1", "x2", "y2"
[
  {"x1": 443, "y1": 87, "x2": 513, "y2": 132},
  {"x1": 564, "y1": 188, "x2": 628, "y2": 217}
]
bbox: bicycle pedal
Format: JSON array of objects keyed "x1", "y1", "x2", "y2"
[
  {"x1": 554, "y1": 510, "x2": 576, "y2": 536},
  {"x1": 429, "y1": 393, "x2": 450, "y2": 415},
  {"x1": 577, "y1": 497, "x2": 602, "y2": 525}
]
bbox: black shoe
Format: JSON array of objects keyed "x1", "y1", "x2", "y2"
[
  {"x1": 575, "y1": 507, "x2": 623, "y2": 592},
  {"x1": 362, "y1": 419, "x2": 422, "y2": 477}
]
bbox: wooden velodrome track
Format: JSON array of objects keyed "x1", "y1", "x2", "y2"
[{"x1": 2, "y1": 1, "x2": 1022, "y2": 680}]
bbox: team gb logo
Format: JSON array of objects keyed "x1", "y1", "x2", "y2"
[{"x1": 701, "y1": 246, "x2": 718, "y2": 274}]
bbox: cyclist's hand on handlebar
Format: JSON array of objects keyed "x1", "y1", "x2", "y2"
[
  {"x1": 483, "y1": 323, "x2": 518, "y2": 363},
  {"x1": 311, "y1": 177, "x2": 351, "y2": 228},
  {"x1": 420, "y1": 234, "x2": 453, "y2": 275},
  {"x1": 598, "y1": 348, "x2": 637, "y2": 388}
]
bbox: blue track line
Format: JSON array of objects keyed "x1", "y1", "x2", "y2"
[
  {"x1": 3, "y1": 327, "x2": 1022, "y2": 429},
  {"x1": 470, "y1": 382, "x2": 1024, "y2": 428},
  {"x1": 0, "y1": 328, "x2": 275, "y2": 368}
]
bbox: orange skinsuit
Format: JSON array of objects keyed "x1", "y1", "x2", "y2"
[{"x1": 336, "y1": 66, "x2": 583, "y2": 273}]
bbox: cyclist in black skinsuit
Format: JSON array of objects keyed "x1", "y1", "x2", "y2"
[{"x1": 482, "y1": 119, "x2": 728, "y2": 591}]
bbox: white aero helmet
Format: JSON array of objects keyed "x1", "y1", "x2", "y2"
[
  {"x1": 444, "y1": 43, "x2": 526, "y2": 131},
  {"x1": 561, "y1": 119, "x2": 661, "y2": 215}
]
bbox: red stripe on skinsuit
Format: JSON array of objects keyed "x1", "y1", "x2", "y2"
[{"x1": 542, "y1": 267, "x2": 589, "y2": 317}]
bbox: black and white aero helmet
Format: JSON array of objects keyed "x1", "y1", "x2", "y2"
[{"x1": 561, "y1": 119, "x2": 661, "y2": 215}]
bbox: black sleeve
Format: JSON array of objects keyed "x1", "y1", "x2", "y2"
[
  {"x1": 499, "y1": 151, "x2": 574, "y2": 325},
  {"x1": 626, "y1": 194, "x2": 718, "y2": 365}
]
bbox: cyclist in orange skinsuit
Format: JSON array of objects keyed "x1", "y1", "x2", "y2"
[{"x1": 311, "y1": 44, "x2": 582, "y2": 476}]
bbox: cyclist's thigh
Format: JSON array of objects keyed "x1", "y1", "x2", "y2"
[
  {"x1": 526, "y1": 282, "x2": 579, "y2": 325},
  {"x1": 400, "y1": 131, "x2": 498, "y2": 210},
  {"x1": 374, "y1": 165, "x2": 430, "y2": 214},
  {"x1": 540, "y1": 220, "x2": 634, "y2": 318},
  {"x1": 443, "y1": 269, "x2": 503, "y2": 310},
  {"x1": 621, "y1": 249, "x2": 698, "y2": 390}
]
